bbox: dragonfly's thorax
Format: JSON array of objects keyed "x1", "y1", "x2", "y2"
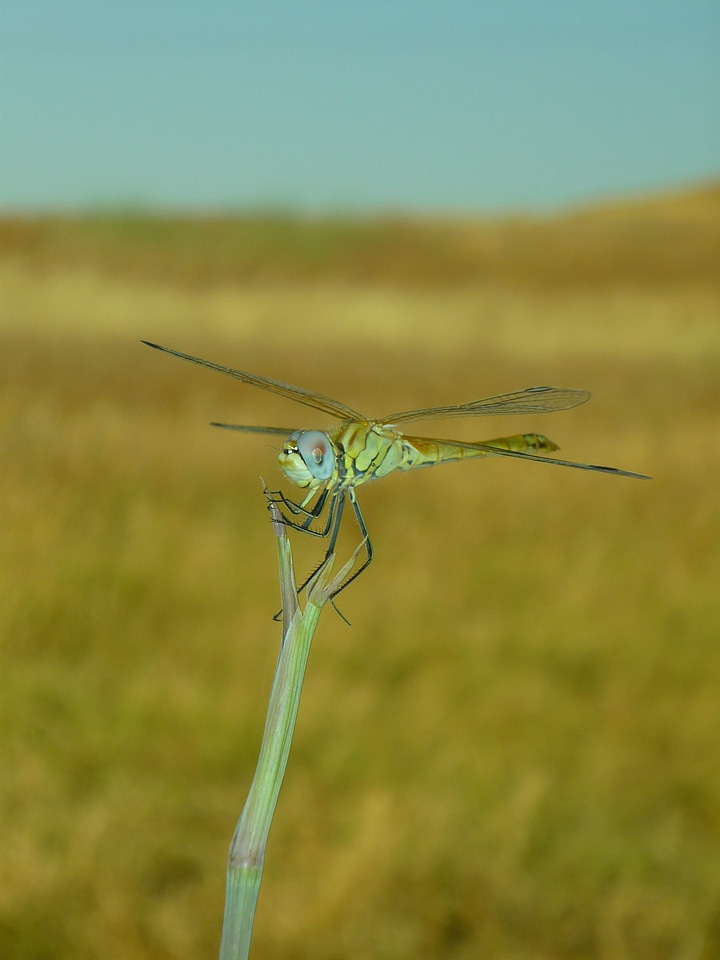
[{"x1": 329, "y1": 421, "x2": 407, "y2": 486}]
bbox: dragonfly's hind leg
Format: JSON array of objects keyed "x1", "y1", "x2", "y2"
[
  {"x1": 290, "y1": 487, "x2": 374, "y2": 598},
  {"x1": 286, "y1": 491, "x2": 346, "y2": 597},
  {"x1": 325, "y1": 489, "x2": 373, "y2": 599},
  {"x1": 280, "y1": 488, "x2": 373, "y2": 602}
]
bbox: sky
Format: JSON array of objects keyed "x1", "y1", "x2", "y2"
[{"x1": 1, "y1": 1, "x2": 718, "y2": 213}]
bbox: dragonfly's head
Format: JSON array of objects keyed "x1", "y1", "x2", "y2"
[{"x1": 279, "y1": 430, "x2": 335, "y2": 488}]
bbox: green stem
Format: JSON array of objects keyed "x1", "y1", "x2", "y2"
[{"x1": 219, "y1": 502, "x2": 357, "y2": 959}]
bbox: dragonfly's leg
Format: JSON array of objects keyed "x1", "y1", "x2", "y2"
[
  {"x1": 272, "y1": 491, "x2": 345, "y2": 621},
  {"x1": 326, "y1": 490, "x2": 373, "y2": 599},
  {"x1": 281, "y1": 494, "x2": 335, "y2": 539},
  {"x1": 291, "y1": 491, "x2": 346, "y2": 597},
  {"x1": 300, "y1": 488, "x2": 330, "y2": 531},
  {"x1": 265, "y1": 487, "x2": 334, "y2": 537},
  {"x1": 325, "y1": 489, "x2": 346, "y2": 555},
  {"x1": 294, "y1": 489, "x2": 372, "y2": 601},
  {"x1": 264, "y1": 487, "x2": 319, "y2": 519},
  {"x1": 272, "y1": 489, "x2": 370, "y2": 622}
]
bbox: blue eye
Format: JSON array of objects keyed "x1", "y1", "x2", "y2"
[{"x1": 296, "y1": 431, "x2": 334, "y2": 480}]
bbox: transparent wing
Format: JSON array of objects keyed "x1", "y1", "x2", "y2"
[
  {"x1": 211, "y1": 422, "x2": 295, "y2": 436},
  {"x1": 381, "y1": 386, "x2": 591, "y2": 424},
  {"x1": 142, "y1": 341, "x2": 363, "y2": 420},
  {"x1": 406, "y1": 435, "x2": 651, "y2": 479}
]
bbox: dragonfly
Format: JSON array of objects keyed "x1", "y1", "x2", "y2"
[{"x1": 143, "y1": 341, "x2": 650, "y2": 598}]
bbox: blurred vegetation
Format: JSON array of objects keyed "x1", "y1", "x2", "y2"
[
  {"x1": 1, "y1": 184, "x2": 719, "y2": 959},
  {"x1": 2, "y1": 181, "x2": 719, "y2": 289}
]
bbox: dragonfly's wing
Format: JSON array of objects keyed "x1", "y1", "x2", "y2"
[
  {"x1": 424, "y1": 436, "x2": 651, "y2": 479},
  {"x1": 381, "y1": 386, "x2": 591, "y2": 424},
  {"x1": 142, "y1": 341, "x2": 363, "y2": 420},
  {"x1": 211, "y1": 422, "x2": 295, "y2": 436}
]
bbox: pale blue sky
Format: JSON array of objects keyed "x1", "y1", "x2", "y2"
[{"x1": 1, "y1": 1, "x2": 718, "y2": 212}]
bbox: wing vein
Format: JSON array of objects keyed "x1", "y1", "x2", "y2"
[{"x1": 381, "y1": 386, "x2": 591, "y2": 424}]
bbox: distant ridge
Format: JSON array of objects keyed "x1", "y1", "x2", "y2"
[
  {"x1": 558, "y1": 180, "x2": 720, "y2": 222},
  {"x1": 1, "y1": 182, "x2": 718, "y2": 288}
]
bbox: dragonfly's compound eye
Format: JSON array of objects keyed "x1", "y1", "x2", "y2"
[{"x1": 296, "y1": 430, "x2": 334, "y2": 480}]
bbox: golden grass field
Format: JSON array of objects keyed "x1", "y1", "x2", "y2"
[{"x1": 1, "y1": 185, "x2": 719, "y2": 959}]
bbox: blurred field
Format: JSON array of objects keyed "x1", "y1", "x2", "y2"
[{"x1": 1, "y1": 184, "x2": 719, "y2": 960}]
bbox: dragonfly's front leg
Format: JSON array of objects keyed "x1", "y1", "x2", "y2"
[{"x1": 264, "y1": 485, "x2": 336, "y2": 538}]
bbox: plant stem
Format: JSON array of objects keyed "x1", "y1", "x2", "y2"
[{"x1": 219, "y1": 501, "x2": 358, "y2": 959}]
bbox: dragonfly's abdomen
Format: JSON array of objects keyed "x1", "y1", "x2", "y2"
[
  {"x1": 399, "y1": 433, "x2": 559, "y2": 470},
  {"x1": 481, "y1": 433, "x2": 558, "y2": 454},
  {"x1": 331, "y1": 424, "x2": 559, "y2": 485}
]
